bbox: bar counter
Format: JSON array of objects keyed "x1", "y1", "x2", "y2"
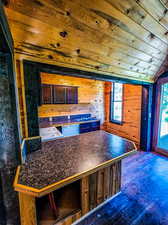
[{"x1": 14, "y1": 130, "x2": 137, "y2": 225}]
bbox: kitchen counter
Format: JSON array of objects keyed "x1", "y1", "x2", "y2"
[
  {"x1": 39, "y1": 118, "x2": 100, "y2": 128},
  {"x1": 14, "y1": 130, "x2": 137, "y2": 196}
]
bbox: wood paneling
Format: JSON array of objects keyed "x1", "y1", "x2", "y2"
[
  {"x1": 88, "y1": 162, "x2": 121, "y2": 211},
  {"x1": 81, "y1": 177, "x2": 89, "y2": 215},
  {"x1": 103, "y1": 82, "x2": 142, "y2": 146},
  {"x1": 39, "y1": 73, "x2": 105, "y2": 123},
  {"x1": 5, "y1": 0, "x2": 168, "y2": 82}
]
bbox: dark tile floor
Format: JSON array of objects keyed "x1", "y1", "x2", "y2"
[{"x1": 75, "y1": 152, "x2": 168, "y2": 225}]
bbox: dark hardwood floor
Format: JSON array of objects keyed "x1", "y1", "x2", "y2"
[{"x1": 75, "y1": 152, "x2": 168, "y2": 225}]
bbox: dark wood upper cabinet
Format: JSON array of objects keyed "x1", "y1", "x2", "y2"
[
  {"x1": 42, "y1": 84, "x2": 78, "y2": 104},
  {"x1": 53, "y1": 86, "x2": 66, "y2": 104},
  {"x1": 41, "y1": 84, "x2": 52, "y2": 104},
  {"x1": 66, "y1": 87, "x2": 78, "y2": 104}
]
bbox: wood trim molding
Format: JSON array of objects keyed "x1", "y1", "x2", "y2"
[{"x1": 25, "y1": 60, "x2": 153, "y2": 85}]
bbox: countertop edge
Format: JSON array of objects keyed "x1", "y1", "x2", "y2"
[
  {"x1": 14, "y1": 149, "x2": 138, "y2": 197},
  {"x1": 39, "y1": 119, "x2": 100, "y2": 128}
]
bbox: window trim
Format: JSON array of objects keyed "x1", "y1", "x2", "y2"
[{"x1": 110, "y1": 82, "x2": 124, "y2": 125}]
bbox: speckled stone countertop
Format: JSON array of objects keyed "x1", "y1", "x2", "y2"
[
  {"x1": 39, "y1": 118, "x2": 100, "y2": 128},
  {"x1": 18, "y1": 131, "x2": 136, "y2": 190}
]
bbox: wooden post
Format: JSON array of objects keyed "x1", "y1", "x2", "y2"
[{"x1": 19, "y1": 192, "x2": 37, "y2": 225}]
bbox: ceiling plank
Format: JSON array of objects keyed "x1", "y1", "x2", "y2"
[
  {"x1": 106, "y1": 0, "x2": 168, "y2": 45},
  {"x1": 6, "y1": 8, "x2": 164, "y2": 67},
  {"x1": 10, "y1": 24, "x2": 160, "y2": 76},
  {"x1": 137, "y1": 0, "x2": 168, "y2": 30},
  {"x1": 6, "y1": 0, "x2": 168, "y2": 51},
  {"x1": 5, "y1": 0, "x2": 168, "y2": 82}
]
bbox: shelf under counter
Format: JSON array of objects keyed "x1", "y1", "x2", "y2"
[{"x1": 14, "y1": 130, "x2": 137, "y2": 225}]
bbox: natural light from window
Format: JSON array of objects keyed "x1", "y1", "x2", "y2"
[{"x1": 110, "y1": 82, "x2": 123, "y2": 123}]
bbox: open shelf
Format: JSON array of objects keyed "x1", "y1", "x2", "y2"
[{"x1": 36, "y1": 181, "x2": 81, "y2": 225}]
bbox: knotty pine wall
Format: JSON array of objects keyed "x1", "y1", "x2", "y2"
[
  {"x1": 38, "y1": 73, "x2": 105, "y2": 123},
  {"x1": 103, "y1": 82, "x2": 142, "y2": 147}
]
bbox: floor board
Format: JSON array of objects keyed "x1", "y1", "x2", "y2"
[{"x1": 75, "y1": 152, "x2": 168, "y2": 225}]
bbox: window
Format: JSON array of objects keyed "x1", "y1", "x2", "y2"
[
  {"x1": 110, "y1": 82, "x2": 123, "y2": 124},
  {"x1": 41, "y1": 84, "x2": 78, "y2": 104}
]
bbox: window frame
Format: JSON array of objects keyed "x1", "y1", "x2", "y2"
[
  {"x1": 153, "y1": 76, "x2": 168, "y2": 156},
  {"x1": 110, "y1": 82, "x2": 124, "y2": 125}
]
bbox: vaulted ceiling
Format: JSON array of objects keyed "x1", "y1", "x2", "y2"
[{"x1": 4, "y1": 0, "x2": 168, "y2": 82}]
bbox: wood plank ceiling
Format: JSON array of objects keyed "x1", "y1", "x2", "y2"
[{"x1": 4, "y1": 0, "x2": 168, "y2": 82}]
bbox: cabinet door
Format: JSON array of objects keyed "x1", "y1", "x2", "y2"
[
  {"x1": 42, "y1": 84, "x2": 52, "y2": 104},
  {"x1": 91, "y1": 121, "x2": 100, "y2": 131},
  {"x1": 66, "y1": 87, "x2": 78, "y2": 104},
  {"x1": 79, "y1": 123, "x2": 91, "y2": 133},
  {"x1": 53, "y1": 86, "x2": 66, "y2": 104},
  {"x1": 62, "y1": 124, "x2": 79, "y2": 137},
  {"x1": 80, "y1": 121, "x2": 100, "y2": 133}
]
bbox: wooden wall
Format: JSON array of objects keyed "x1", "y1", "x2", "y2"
[
  {"x1": 39, "y1": 73, "x2": 105, "y2": 123},
  {"x1": 15, "y1": 60, "x2": 28, "y2": 138},
  {"x1": 103, "y1": 82, "x2": 142, "y2": 146},
  {"x1": 15, "y1": 60, "x2": 142, "y2": 143},
  {"x1": 5, "y1": 0, "x2": 168, "y2": 83}
]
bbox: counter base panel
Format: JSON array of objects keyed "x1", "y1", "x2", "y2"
[{"x1": 18, "y1": 160, "x2": 121, "y2": 225}]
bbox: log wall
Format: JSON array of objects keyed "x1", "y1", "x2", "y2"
[{"x1": 103, "y1": 82, "x2": 142, "y2": 147}]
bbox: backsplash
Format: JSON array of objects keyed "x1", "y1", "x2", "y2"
[
  {"x1": 39, "y1": 114, "x2": 92, "y2": 123},
  {"x1": 70, "y1": 114, "x2": 91, "y2": 121}
]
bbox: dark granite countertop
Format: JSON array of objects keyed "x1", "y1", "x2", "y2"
[
  {"x1": 15, "y1": 131, "x2": 137, "y2": 195},
  {"x1": 39, "y1": 118, "x2": 100, "y2": 128}
]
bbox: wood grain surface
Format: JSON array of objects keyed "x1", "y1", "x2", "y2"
[{"x1": 5, "y1": 0, "x2": 168, "y2": 82}]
